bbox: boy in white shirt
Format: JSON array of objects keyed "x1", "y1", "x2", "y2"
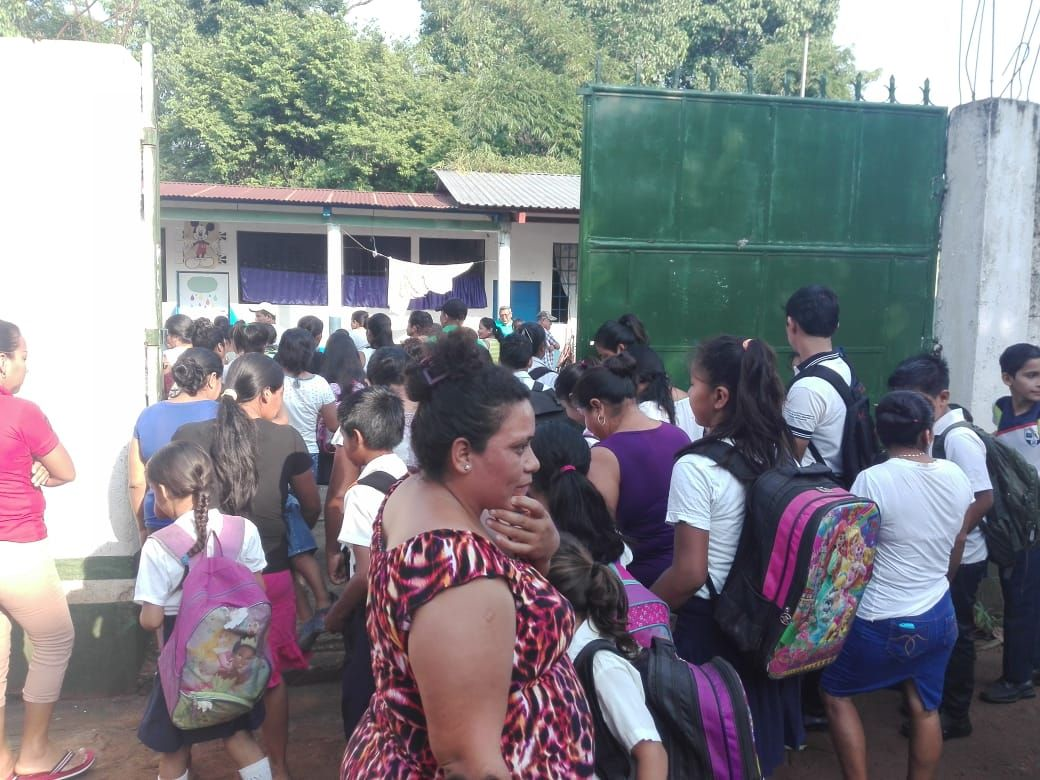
[
  {"x1": 321, "y1": 387, "x2": 407, "y2": 738},
  {"x1": 888, "y1": 353, "x2": 993, "y2": 738}
]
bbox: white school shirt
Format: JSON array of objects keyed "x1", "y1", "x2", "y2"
[
  {"x1": 529, "y1": 356, "x2": 558, "y2": 389},
  {"x1": 134, "y1": 509, "x2": 267, "y2": 615},
  {"x1": 282, "y1": 373, "x2": 337, "y2": 454},
  {"x1": 851, "y1": 458, "x2": 972, "y2": 620},
  {"x1": 933, "y1": 408, "x2": 992, "y2": 565},
  {"x1": 783, "y1": 352, "x2": 852, "y2": 476},
  {"x1": 566, "y1": 619, "x2": 661, "y2": 775},
  {"x1": 666, "y1": 443, "x2": 746, "y2": 600},
  {"x1": 338, "y1": 453, "x2": 409, "y2": 551},
  {"x1": 673, "y1": 397, "x2": 705, "y2": 443}
]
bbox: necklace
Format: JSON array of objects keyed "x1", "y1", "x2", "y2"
[{"x1": 892, "y1": 450, "x2": 928, "y2": 460}]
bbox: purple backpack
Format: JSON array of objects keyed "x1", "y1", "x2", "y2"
[{"x1": 152, "y1": 516, "x2": 272, "y2": 729}]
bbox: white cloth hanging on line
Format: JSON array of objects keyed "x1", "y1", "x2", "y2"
[{"x1": 386, "y1": 257, "x2": 474, "y2": 314}]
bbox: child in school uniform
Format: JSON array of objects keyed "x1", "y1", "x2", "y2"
[
  {"x1": 320, "y1": 387, "x2": 408, "y2": 739},
  {"x1": 888, "y1": 353, "x2": 994, "y2": 736},
  {"x1": 984, "y1": 342, "x2": 1040, "y2": 703},
  {"x1": 134, "y1": 441, "x2": 271, "y2": 780},
  {"x1": 821, "y1": 391, "x2": 972, "y2": 779},
  {"x1": 548, "y1": 535, "x2": 667, "y2": 780}
]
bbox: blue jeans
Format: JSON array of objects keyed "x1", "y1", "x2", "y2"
[
  {"x1": 941, "y1": 560, "x2": 987, "y2": 719},
  {"x1": 1000, "y1": 546, "x2": 1040, "y2": 684}
]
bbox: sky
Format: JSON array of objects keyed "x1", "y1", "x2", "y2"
[{"x1": 348, "y1": 0, "x2": 1038, "y2": 108}]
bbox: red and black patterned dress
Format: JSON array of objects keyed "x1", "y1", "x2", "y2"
[{"x1": 340, "y1": 504, "x2": 595, "y2": 778}]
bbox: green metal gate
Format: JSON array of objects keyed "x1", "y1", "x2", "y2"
[{"x1": 578, "y1": 85, "x2": 947, "y2": 399}]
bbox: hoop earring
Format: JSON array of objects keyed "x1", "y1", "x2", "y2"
[{"x1": 597, "y1": 414, "x2": 606, "y2": 426}]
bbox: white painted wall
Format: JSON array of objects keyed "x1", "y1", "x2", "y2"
[
  {"x1": 0, "y1": 39, "x2": 150, "y2": 558},
  {"x1": 160, "y1": 211, "x2": 578, "y2": 340},
  {"x1": 936, "y1": 99, "x2": 1040, "y2": 419}
]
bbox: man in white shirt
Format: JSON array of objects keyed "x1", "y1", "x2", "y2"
[
  {"x1": 782, "y1": 285, "x2": 853, "y2": 477},
  {"x1": 500, "y1": 333, "x2": 539, "y2": 389},
  {"x1": 536, "y1": 311, "x2": 561, "y2": 370},
  {"x1": 782, "y1": 284, "x2": 854, "y2": 729},
  {"x1": 888, "y1": 354, "x2": 994, "y2": 736},
  {"x1": 320, "y1": 387, "x2": 407, "y2": 738},
  {"x1": 516, "y1": 322, "x2": 559, "y2": 390}
]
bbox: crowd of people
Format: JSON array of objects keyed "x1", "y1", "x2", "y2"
[{"x1": 2, "y1": 283, "x2": 1039, "y2": 779}]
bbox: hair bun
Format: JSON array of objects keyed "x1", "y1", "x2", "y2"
[
  {"x1": 405, "y1": 330, "x2": 487, "y2": 403},
  {"x1": 603, "y1": 351, "x2": 638, "y2": 382}
]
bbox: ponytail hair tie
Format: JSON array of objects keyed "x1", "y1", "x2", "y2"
[
  {"x1": 222, "y1": 388, "x2": 238, "y2": 401},
  {"x1": 742, "y1": 338, "x2": 753, "y2": 351},
  {"x1": 559, "y1": 465, "x2": 576, "y2": 474}
]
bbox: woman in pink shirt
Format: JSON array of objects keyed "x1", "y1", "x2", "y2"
[{"x1": 0, "y1": 320, "x2": 94, "y2": 779}]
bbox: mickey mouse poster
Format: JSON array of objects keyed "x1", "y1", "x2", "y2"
[{"x1": 181, "y1": 221, "x2": 227, "y2": 268}]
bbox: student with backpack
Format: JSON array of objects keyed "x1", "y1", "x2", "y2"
[
  {"x1": 134, "y1": 441, "x2": 272, "y2": 780},
  {"x1": 783, "y1": 285, "x2": 879, "y2": 727},
  {"x1": 821, "y1": 391, "x2": 971, "y2": 780},
  {"x1": 887, "y1": 354, "x2": 994, "y2": 734},
  {"x1": 530, "y1": 420, "x2": 672, "y2": 648},
  {"x1": 320, "y1": 387, "x2": 407, "y2": 738},
  {"x1": 652, "y1": 336, "x2": 804, "y2": 776},
  {"x1": 783, "y1": 285, "x2": 878, "y2": 486},
  {"x1": 984, "y1": 342, "x2": 1040, "y2": 703},
  {"x1": 548, "y1": 535, "x2": 668, "y2": 780},
  {"x1": 500, "y1": 333, "x2": 568, "y2": 424}
]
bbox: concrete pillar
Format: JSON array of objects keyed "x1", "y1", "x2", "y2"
[
  {"x1": 935, "y1": 98, "x2": 1040, "y2": 418},
  {"x1": 326, "y1": 221, "x2": 343, "y2": 332},
  {"x1": 498, "y1": 222, "x2": 512, "y2": 308}
]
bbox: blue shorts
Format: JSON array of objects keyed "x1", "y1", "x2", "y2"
[
  {"x1": 821, "y1": 591, "x2": 956, "y2": 711},
  {"x1": 283, "y1": 494, "x2": 317, "y2": 557}
]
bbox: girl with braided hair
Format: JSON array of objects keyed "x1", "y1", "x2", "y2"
[{"x1": 134, "y1": 441, "x2": 271, "y2": 780}]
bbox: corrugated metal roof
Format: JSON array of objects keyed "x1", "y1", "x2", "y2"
[
  {"x1": 160, "y1": 182, "x2": 456, "y2": 210},
  {"x1": 434, "y1": 170, "x2": 580, "y2": 211}
]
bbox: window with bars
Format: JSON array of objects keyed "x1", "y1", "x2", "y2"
[
  {"x1": 551, "y1": 242, "x2": 578, "y2": 323},
  {"x1": 343, "y1": 235, "x2": 411, "y2": 278},
  {"x1": 237, "y1": 231, "x2": 327, "y2": 305}
]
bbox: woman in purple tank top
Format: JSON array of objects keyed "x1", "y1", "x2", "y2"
[{"x1": 573, "y1": 353, "x2": 690, "y2": 588}]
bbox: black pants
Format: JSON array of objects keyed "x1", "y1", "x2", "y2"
[
  {"x1": 1000, "y1": 546, "x2": 1040, "y2": 684},
  {"x1": 941, "y1": 560, "x2": 987, "y2": 720},
  {"x1": 341, "y1": 608, "x2": 375, "y2": 740}
]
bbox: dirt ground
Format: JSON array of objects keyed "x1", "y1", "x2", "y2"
[{"x1": 5, "y1": 640, "x2": 1038, "y2": 779}]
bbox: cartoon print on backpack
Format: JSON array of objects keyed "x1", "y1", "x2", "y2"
[
  {"x1": 178, "y1": 603, "x2": 271, "y2": 713},
  {"x1": 769, "y1": 515, "x2": 879, "y2": 677}
]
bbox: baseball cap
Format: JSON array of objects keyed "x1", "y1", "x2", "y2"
[
  {"x1": 249, "y1": 302, "x2": 277, "y2": 321},
  {"x1": 438, "y1": 298, "x2": 468, "y2": 321},
  {"x1": 536, "y1": 311, "x2": 557, "y2": 322}
]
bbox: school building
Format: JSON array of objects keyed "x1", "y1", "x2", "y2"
[{"x1": 159, "y1": 171, "x2": 580, "y2": 343}]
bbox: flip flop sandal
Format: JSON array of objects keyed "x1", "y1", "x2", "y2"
[{"x1": 12, "y1": 749, "x2": 95, "y2": 780}]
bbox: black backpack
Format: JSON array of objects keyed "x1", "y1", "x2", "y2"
[
  {"x1": 792, "y1": 362, "x2": 881, "y2": 489},
  {"x1": 529, "y1": 366, "x2": 552, "y2": 381},
  {"x1": 934, "y1": 421, "x2": 1040, "y2": 568},
  {"x1": 356, "y1": 470, "x2": 398, "y2": 495},
  {"x1": 529, "y1": 385, "x2": 568, "y2": 425},
  {"x1": 573, "y1": 636, "x2": 761, "y2": 780}
]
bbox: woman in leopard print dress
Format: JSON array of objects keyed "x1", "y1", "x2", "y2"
[{"x1": 340, "y1": 332, "x2": 594, "y2": 779}]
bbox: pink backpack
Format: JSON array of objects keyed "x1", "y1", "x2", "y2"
[
  {"x1": 152, "y1": 516, "x2": 272, "y2": 729},
  {"x1": 610, "y1": 562, "x2": 672, "y2": 648}
]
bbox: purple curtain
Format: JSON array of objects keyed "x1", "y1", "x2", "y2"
[
  {"x1": 409, "y1": 273, "x2": 487, "y2": 311},
  {"x1": 343, "y1": 276, "x2": 389, "y2": 307},
  {"x1": 239, "y1": 267, "x2": 327, "y2": 305}
]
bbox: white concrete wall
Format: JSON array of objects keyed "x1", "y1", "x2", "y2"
[
  {"x1": 0, "y1": 39, "x2": 150, "y2": 558},
  {"x1": 936, "y1": 99, "x2": 1040, "y2": 419},
  {"x1": 160, "y1": 212, "x2": 578, "y2": 340}
]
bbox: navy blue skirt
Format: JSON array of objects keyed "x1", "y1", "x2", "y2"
[
  {"x1": 674, "y1": 597, "x2": 805, "y2": 777},
  {"x1": 138, "y1": 615, "x2": 265, "y2": 753}
]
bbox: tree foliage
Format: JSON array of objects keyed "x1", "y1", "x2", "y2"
[{"x1": 2, "y1": 0, "x2": 876, "y2": 188}]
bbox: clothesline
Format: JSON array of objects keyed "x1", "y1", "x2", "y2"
[{"x1": 343, "y1": 229, "x2": 489, "y2": 266}]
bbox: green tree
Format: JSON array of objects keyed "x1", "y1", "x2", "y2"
[
  {"x1": 154, "y1": 1, "x2": 458, "y2": 189},
  {"x1": 751, "y1": 35, "x2": 880, "y2": 100}
]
